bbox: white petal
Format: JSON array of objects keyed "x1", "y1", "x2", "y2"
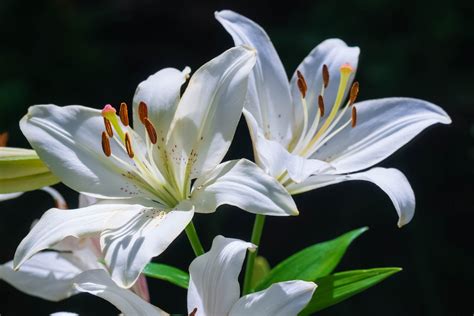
[
  {"x1": 0, "y1": 252, "x2": 82, "y2": 301},
  {"x1": 288, "y1": 167, "x2": 415, "y2": 227},
  {"x1": 188, "y1": 236, "x2": 255, "y2": 316},
  {"x1": 102, "y1": 201, "x2": 194, "y2": 288},
  {"x1": 13, "y1": 203, "x2": 144, "y2": 269},
  {"x1": 290, "y1": 39, "x2": 359, "y2": 126},
  {"x1": 190, "y1": 159, "x2": 298, "y2": 216},
  {"x1": 215, "y1": 10, "x2": 294, "y2": 146},
  {"x1": 167, "y1": 46, "x2": 256, "y2": 187},
  {"x1": 50, "y1": 313, "x2": 79, "y2": 316},
  {"x1": 20, "y1": 104, "x2": 149, "y2": 199},
  {"x1": 0, "y1": 192, "x2": 23, "y2": 201},
  {"x1": 229, "y1": 281, "x2": 316, "y2": 316},
  {"x1": 74, "y1": 269, "x2": 167, "y2": 316},
  {"x1": 244, "y1": 110, "x2": 332, "y2": 183},
  {"x1": 313, "y1": 97, "x2": 452, "y2": 173},
  {"x1": 79, "y1": 193, "x2": 98, "y2": 208},
  {"x1": 132, "y1": 67, "x2": 190, "y2": 138}
]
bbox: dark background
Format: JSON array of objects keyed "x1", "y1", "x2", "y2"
[{"x1": 1, "y1": 0, "x2": 473, "y2": 315}]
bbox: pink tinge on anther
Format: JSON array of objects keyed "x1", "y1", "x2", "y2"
[
  {"x1": 102, "y1": 104, "x2": 116, "y2": 116},
  {"x1": 340, "y1": 63, "x2": 353, "y2": 74}
]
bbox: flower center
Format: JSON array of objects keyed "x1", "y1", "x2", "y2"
[
  {"x1": 100, "y1": 102, "x2": 182, "y2": 207},
  {"x1": 290, "y1": 63, "x2": 359, "y2": 159}
]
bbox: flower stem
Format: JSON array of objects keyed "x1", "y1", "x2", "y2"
[
  {"x1": 185, "y1": 221, "x2": 204, "y2": 257},
  {"x1": 242, "y1": 214, "x2": 266, "y2": 295}
]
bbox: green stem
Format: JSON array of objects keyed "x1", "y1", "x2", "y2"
[
  {"x1": 185, "y1": 221, "x2": 204, "y2": 257},
  {"x1": 242, "y1": 214, "x2": 266, "y2": 295}
]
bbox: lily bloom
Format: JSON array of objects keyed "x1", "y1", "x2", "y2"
[
  {"x1": 14, "y1": 46, "x2": 297, "y2": 288},
  {"x1": 216, "y1": 10, "x2": 451, "y2": 226},
  {"x1": 72, "y1": 236, "x2": 316, "y2": 316},
  {"x1": 0, "y1": 194, "x2": 149, "y2": 302}
]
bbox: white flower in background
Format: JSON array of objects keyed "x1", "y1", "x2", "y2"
[
  {"x1": 216, "y1": 10, "x2": 451, "y2": 227},
  {"x1": 14, "y1": 46, "x2": 298, "y2": 288},
  {"x1": 71, "y1": 236, "x2": 316, "y2": 316},
  {"x1": 0, "y1": 194, "x2": 149, "y2": 302}
]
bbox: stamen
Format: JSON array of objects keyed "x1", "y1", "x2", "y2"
[
  {"x1": 125, "y1": 132, "x2": 134, "y2": 158},
  {"x1": 138, "y1": 101, "x2": 148, "y2": 123},
  {"x1": 144, "y1": 117, "x2": 158, "y2": 144},
  {"x1": 296, "y1": 70, "x2": 308, "y2": 96},
  {"x1": 349, "y1": 81, "x2": 359, "y2": 106},
  {"x1": 101, "y1": 131, "x2": 111, "y2": 157},
  {"x1": 297, "y1": 78, "x2": 307, "y2": 98},
  {"x1": 351, "y1": 106, "x2": 357, "y2": 128},
  {"x1": 318, "y1": 95, "x2": 325, "y2": 116},
  {"x1": 0, "y1": 131, "x2": 8, "y2": 147},
  {"x1": 189, "y1": 308, "x2": 197, "y2": 316},
  {"x1": 104, "y1": 118, "x2": 113, "y2": 137},
  {"x1": 119, "y1": 102, "x2": 129, "y2": 126},
  {"x1": 322, "y1": 64, "x2": 329, "y2": 88}
]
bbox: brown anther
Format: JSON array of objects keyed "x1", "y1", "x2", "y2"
[
  {"x1": 318, "y1": 95, "x2": 325, "y2": 116},
  {"x1": 119, "y1": 102, "x2": 129, "y2": 126},
  {"x1": 125, "y1": 132, "x2": 134, "y2": 158},
  {"x1": 0, "y1": 132, "x2": 8, "y2": 147},
  {"x1": 138, "y1": 101, "x2": 148, "y2": 123},
  {"x1": 101, "y1": 131, "x2": 111, "y2": 157},
  {"x1": 349, "y1": 81, "x2": 359, "y2": 106},
  {"x1": 144, "y1": 117, "x2": 158, "y2": 144},
  {"x1": 189, "y1": 308, "x2": 198, "y2": 316},
  {"x1": 296, "y1": 70, "x2": 308, "y2": 96},
  {"x1": 351, "y1": 106, "x2": 357, "y2": 128},
  {"x1": 297, "y1": 78, "x2": 307, "y2": 98},
  {"x1": 322, "y1": 64, "x2": 329, "y2": 88},
  {"x1": 103, "y1": 118, "x2": 113, "y2": 137}
]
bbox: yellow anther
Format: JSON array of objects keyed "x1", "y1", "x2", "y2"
[
  {"x1": 322, "y1": 64, "x2": 329, "y2": 88},
  {"x1": 297, "y1": 70, "x2": 308, "y2": 98},
  {"x1": 351, "y1": 106, "x2": 357, "y2": 128},
  {"x1": 138, "y1": 101, "x2": 148, "y2": 124},
  {"x1": 349, "y1": 81, "x2": 359, "y2": 106},
  {"x1": 318, "y1": 95, "x2": 325, "y2": 116},
  {"x1": 104, "y1": 118, "x2": 113, "y2": 137},
  {"x1": 144, "y1": 117, "x2": 158, "y2": 144},
  {"x1": 101, "y1": 131, "x2": 111, "y2": 157},
  {"x1": 125, "y1": 132, "x2": 134, "y2": 158},
  {"x1": 119, "y1": 102, "x2": 129, "y2": 126}
]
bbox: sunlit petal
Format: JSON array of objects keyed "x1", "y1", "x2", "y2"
[
  {"x1": 229, "y1": 281, "x2": 316, "y2": 316},
  {"x1": 191, "y1": 159, "x2": 298, "y2": 216},
  {"x1": 188, "y1": 236, "x2": 254, "y2": 316}
]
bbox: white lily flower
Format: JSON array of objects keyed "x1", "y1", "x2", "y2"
[
  {"x1": 15, "y1": 46, "x2": 298, "y2": 288},
  {"x1": 71, "y1": 236, "x2": 316, "y2": 316},
  {"x1": 187, "y1": 235, "x2": 316, "y2": 316},
  {"x1": 0, "y1": 194, "x2": 150, "y2": 302},
  {"x1": 216, "y1": 10, "x2": 452, "y2": 227}
]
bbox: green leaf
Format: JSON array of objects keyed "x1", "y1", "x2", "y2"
[
  {"x1": 300, "y1": 268, "x2": 402, "y2": 315},
  {"x1": 255, "y1": 227, "x2": 368, "y2": 291},
  {"x1": 0, "y1": 147, "x2": 59, "y2": 193},
  {"x1": 143, "y1": 263, "x2": 189, "y2": 289},
  {"x1": 250, "y1": 256, "x2": 271, "y2": 290}
]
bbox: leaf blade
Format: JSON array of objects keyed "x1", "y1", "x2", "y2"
[
  {"x1": 300, "y1": 267, "x2": 402, "y2": 315},
  {"x1": 255, "y1": 227, "x2": 368, "y2": 291},
  {"x1": 143, "y1": 263, "x2": 189, "y2": 289}
]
